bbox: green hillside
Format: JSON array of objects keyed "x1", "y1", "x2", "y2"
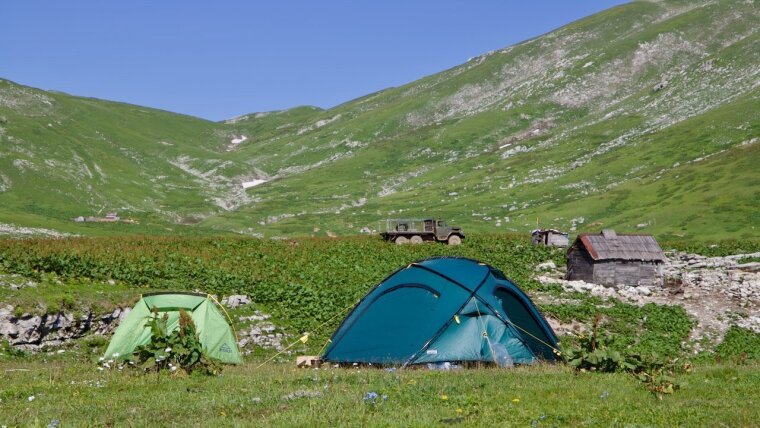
[{"x1": 1, "y1": 0, "x2": 758, "y2": 240}]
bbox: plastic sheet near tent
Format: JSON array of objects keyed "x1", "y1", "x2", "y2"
[
  {"x1": 104, "y1": 292, "x2": 242, "y2": 364},
  {"x1": 322, "y1": 257, "x2": 559, "y2": 366}
]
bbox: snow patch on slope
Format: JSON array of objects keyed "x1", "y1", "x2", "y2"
[
  {"x1": 242, "y1": 179, "x2": 268, "y2": 189},
  {"x1": 231, "y1": 135, "x2": 248, "y2": 145},
  {"x1": 226, "y1": 135, "x2": 249, "y2": 151}
]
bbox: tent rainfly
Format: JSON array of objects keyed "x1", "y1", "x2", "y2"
[
  {"x1": 104, "y1": 292, "x2": 242, "y2": 364},
  {"x1": 322, "y1": 257, "x2": 559, "y2": 366}
]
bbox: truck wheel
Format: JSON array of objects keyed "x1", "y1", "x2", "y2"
[
  {"x1": 447, "y1": 235, "x2": 462, "y2": 246},
  {"x1": 395, "y1": 236, "x2": 409, "y2": 245},
  {"x1": 410, "y1": 235, "x2": 423, "y2": 244}
]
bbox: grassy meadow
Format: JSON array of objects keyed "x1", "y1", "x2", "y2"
[
  {"x1": 0, "y1": 234, "x2": 759, "y2": 426},
  {"x1": 1, "y1": 356, "x2": 759, "y2": 427}
]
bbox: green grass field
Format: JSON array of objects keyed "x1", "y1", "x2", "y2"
[{"x1": 1, "y1": 355, "x2": 758, "y2": 427}]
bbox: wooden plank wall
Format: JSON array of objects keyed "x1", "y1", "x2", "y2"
[
  {"x1": 566, "y1": 249, "x2": 594, "y2": 282},
  {"x1": 592, "y1": 261, "x2": 660, "y2": 287},
  {"x1": 567, "y1": 249, "x2": 663, "y2": 287}
]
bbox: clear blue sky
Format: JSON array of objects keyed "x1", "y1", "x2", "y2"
[{"x1": 2, "y1": 1, "x2": 627, "y2": 121}]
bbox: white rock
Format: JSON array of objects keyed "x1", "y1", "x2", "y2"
[
  {"x1": 225, "y1": 295, "x2": 251, "y2": 308},
  {"x1": 536, "y1": 261, "x2": 557, "y2": 271}
]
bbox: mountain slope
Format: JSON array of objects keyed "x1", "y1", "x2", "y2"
[{"x1": 1, "y1": 0, "x2": 758, "y2": 240}]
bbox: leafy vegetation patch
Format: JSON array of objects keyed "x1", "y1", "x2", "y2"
[
  {"x1": 714, "y1": 326, "x2": 760, "y2": 363},
  {"x1": 737, "y1": 255, "x2": 760, "y2": 264},
  {"x1": 0, "y1": 275, "x2": 151, "y2": 317},
  {"x1": 664, "y1": 240, "x2": 760, "y2": 257},
  {"x1": 0, "y1": 235, "x2": 564, "y2": 343},
  {"x1": 545, "y1": 298, "x2": 694, "y2": 358},
  {"x1": 565, "y1": 316, "x2": 690, "y2": 398},
  {"x1": 2, "y1": 234, "x2": 745, "y2": 360},
  {"x1": 124, "y1": 309, "x2": 221, "y2": 375}
]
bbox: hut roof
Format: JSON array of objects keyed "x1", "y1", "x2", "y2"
[
  {"x1": 531, "y1": 229, "x2": 566, "y2": 235},
  {"x1": 573, "y1": 229, "x2": 665, "y2": 262}
]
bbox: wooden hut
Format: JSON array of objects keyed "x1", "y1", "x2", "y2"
[
  {"x1": 565, "y1": 229, "x2": 664, "y2": 287},
  {"x1": 531, "y1": 229, "x2": 569, "y2": 247}
]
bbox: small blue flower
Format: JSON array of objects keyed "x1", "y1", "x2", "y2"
[
  {"x1": 363, "y1": 392, "x2": 379, "y2": 403},
  {"x1": 531, "y1": 415, "x2": 547, "y2": 428}
]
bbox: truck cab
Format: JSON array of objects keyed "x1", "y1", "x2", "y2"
[{"x1": 424, "y1": 219, "x2": 460, "y2": 241}]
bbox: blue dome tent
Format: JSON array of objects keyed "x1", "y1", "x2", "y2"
[{"x1": 322, "y1": 257, "x2": 559, "y2": 366}]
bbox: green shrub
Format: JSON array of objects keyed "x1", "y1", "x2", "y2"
[
  {"x1": 129, "y1": 308, "x2": 221, "y2": 375},
  {"x1": 715, "y1": 326, "x2": 760, "y2": 362},
  {"x1": 0, "y1": 340, "x2": 26, "y2": 359},
  {"x1": 565, "y1": 316, "x2": 689, "y2": 398},
  {"x1": 82, "y1": 335, "x2": 108, "y2": 350},
  {"x1": 544, "y1": 300, "x2": 694, "y2": 358}
]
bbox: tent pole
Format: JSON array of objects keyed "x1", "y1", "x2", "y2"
[{"x1": 207, "y1": 294, "x2": 240, "y2": 344}]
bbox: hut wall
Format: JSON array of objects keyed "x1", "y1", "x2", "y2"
[
  {"x1": 547, "y1": 233, "x2": 569, "y2": 247},
  {"x1": 566, "y1": 248, "x2": 594, "y2": 282},
  {"x1": 591, "y1": 261, "x2": 661, "y2": 287}
]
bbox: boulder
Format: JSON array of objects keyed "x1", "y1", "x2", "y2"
[
  {"x1": 224, "y1": 295, "x2": 251, "y2": 308},
  {"x1": 536, "y1": 261, "x2": 557, "y2": 271}
]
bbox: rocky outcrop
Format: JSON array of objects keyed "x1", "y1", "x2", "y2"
[
  {"x1": 0, "y1": 273, "x2": 38, "y2": 290},
  {"x1": 535, "y1": 251, "x2": 760, "y2": 348},
  {"x1": 236, "y1": 311, "x2": 287, "y2": 352},
  {"x1": 1, "y1": 291, "x2": 289, "y2": 353},
  {"x1": 662, "y1": 251, "x2": 760, "y2": 306},
  {"x1": 222, "y1": 294, "x2": 251, "y2": 308},
  {"x1": 0, "y1": 305, "x2": 129, "y2": 350}
]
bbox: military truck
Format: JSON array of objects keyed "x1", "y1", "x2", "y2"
[{"x1": 380, "y1": 219, "x2": 464, "y2": 245}]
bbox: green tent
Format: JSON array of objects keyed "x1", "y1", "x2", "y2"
[
  {"x1": 322, "y1": 257, "x2": 559, "y2": 366},
  {"x1": 104, "y1": 292, "x2": 242, "y2": 364}
]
